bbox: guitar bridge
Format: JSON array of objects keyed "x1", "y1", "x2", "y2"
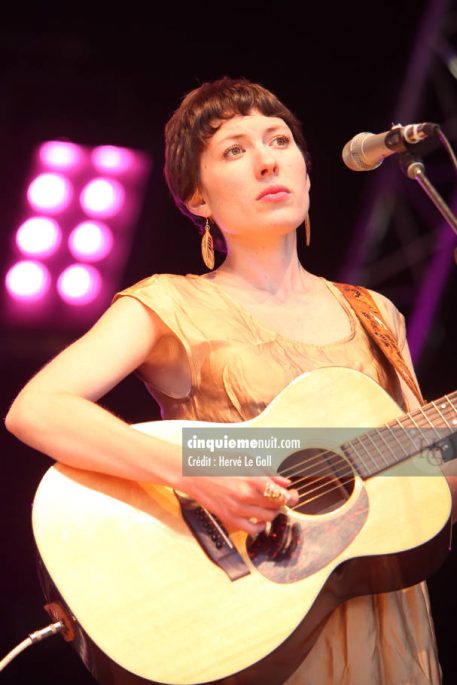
[{"x1": 174, "y1": 492, "x2": 251, "y2": 581}]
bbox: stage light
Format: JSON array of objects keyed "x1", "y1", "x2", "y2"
[
  {"x1": 91, "y1": 146, "x2": 134, "y2": 173},
  {"x1": 39, "y1": 141, "x2": 83, "y2": 170},
  {"x1": 3, "y1": 139, "x2": 151, "y2": 328},
  {"x1": 15, "y1": 217, "x2": 62, "y2": 257},
  {"x1": 68, "y1": 221, "x2": 113, "y2": 262},
  {"x1": 5, "y1": 260, "x2": 51, "y2": 301},
  {"x1": 57, "y1": 264, "x2": 102, "y2": 305},
  {"x1": 27, "y1": 173, "x2": 72, "y2": 213},
  {"x1": 80, "y1": 178, "x2": 125, "y2": 218}
]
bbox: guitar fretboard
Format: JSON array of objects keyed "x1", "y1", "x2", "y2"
[{"x1": 342, "y1": 390, "x2": 457, "y2": 479}]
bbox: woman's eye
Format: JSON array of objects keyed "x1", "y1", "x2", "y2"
[
  {"x1": 223, "y1": 144, "x2": 244, "y2": 158},
  {"x1": 272, "y1": 135, "x2": 290, "y2": 147}
]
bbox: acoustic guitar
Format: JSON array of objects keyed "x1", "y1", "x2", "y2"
[{"x1": 32, "y1": 367, "x2": 457, "y2": 685}]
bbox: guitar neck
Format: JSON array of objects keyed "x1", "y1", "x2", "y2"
[{"x1": 343, "y1": 390, "x2": 457, "y2": 479}]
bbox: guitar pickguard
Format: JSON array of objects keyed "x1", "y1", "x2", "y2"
[{"x1": 247, "y1": 482, "x2": 369, "y2": 583}]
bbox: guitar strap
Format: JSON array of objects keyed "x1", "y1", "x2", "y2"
[{"x1": 333, "y1": 282, "x2": 424, "y2": 406}]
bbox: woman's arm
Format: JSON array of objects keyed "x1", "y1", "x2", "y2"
[
  {"x1": 5, "y1": 296, "x2": 295, "y2": 532},
  {"x1": 5, "y1": 297, "x2": 178, "y2": 482}
]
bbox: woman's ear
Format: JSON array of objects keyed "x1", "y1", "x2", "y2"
[{"x1": 185, "y1": 189, "x2": 211, "y2": 219}]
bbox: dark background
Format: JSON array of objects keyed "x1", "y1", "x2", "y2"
[{"x1": 1, "y1": 2, "x2": 457, "y2": 683}]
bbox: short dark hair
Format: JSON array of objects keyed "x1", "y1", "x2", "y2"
[{"x1": 164, "y1": 77, "x2": 311, "y2": 252}]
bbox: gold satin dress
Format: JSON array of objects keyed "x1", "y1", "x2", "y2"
[{"x1": 114, "y1": 273, "x2": 442, "y2": 685}]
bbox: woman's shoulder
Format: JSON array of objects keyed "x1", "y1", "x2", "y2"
[
  {"x1": 121, "y1": 272, "x2": 194, "y2": 290},
  {"x1": 115, "y1": 272, "x2": 201, "y2": 299}
]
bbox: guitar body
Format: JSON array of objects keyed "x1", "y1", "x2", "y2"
[{"x1": 32, "y1": 368, "x2": 452, "y2": 685}]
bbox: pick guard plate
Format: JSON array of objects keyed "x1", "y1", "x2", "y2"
[{"x1": 247, "y1": 485, "x2": 369, "y2": 583}]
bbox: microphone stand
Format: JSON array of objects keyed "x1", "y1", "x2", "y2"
[{"x1": 398, "y1": 151, "x2": 457, "y2": 237}]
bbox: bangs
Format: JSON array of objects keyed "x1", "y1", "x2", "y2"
[{"x1": 190, "y1": 83, "x2": 303, "y2": 147}]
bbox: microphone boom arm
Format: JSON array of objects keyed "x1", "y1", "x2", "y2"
[{"x1": 399, "y1": 152, "x2": 457, "y2": 237}]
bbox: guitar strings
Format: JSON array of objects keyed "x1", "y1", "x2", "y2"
[
  {"x1": 290, "y1": 468, "x2": 354, "y2": 505},
  {"x1": 279, "y1": 451, "x2": 353, "y2": 488},
  {"x1": 280, "y1": 456, "x2": 355, "y2": 506},
  {"x1": 289, "y1": 475, "x2": 357, "y2": 510},
  {"x1": 278, "y1": 426, "x2": 411, "y2": 484},
  {"x1": 277, "y1": 426, "x2": 400, "y2": 487},
  {"x1": 275, "y1": 402, "x2": 457, "y2": 509},
  {"x1": 281, "y1": 434, "x2": 436, "y2": 509},
  {"x1": 278, "y1": 400, "x2": 456, "y2": 485},
  {"x1": 286, "y1": 439, "x2": 447, "y2": 508}
]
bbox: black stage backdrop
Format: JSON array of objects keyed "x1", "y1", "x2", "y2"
[{"x1": 1, "y1": 3, "x2": 456, "y2": 684}]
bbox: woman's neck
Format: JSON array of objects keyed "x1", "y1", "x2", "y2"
[{"x1": 211, "y1": 231, "x2": 315, "y2": 296}]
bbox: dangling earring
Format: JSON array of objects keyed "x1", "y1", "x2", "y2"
[
  {"x1": 304, "y1": 214, "x2": 311, "y2": 247},
  {"x1": 201, "y1": 218, "x2": 215, "y2": 270}
]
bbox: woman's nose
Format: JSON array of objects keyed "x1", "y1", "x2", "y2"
[{"x1": 255, "y1": 147, "x2": 278, "y2": 178}]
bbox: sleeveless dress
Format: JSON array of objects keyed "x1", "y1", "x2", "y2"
[{"x1": 114, "y1": 273, "x2": 441, "y2": 685}]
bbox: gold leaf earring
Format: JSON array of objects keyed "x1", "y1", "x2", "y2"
[
  {"x1": 201, "y1": 218, "x2": 215, "y2": 270},
  {"x1": 304, "y1": 214, "x2": 311, "y2": 247}
]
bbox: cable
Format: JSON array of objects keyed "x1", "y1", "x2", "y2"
[
  {"x1": 0, "y1": 621, "x2": 64, "y2": 672},
  {"x1": 436, "y1": 128, "x2": 457, "y2": 174}
]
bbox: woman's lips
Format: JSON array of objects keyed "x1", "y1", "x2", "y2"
[
  {"x1": 256, "y1": 185, "x2": 291, "y2": 202},
  {"x1": 258, "y1": 190, "x2": 290, "y2": 202}
]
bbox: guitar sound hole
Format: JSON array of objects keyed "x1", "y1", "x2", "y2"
[{"x1": 280, "y1": 448, "x2": 355, "y2": 515}]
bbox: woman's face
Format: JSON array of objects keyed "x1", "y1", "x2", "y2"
[{"x1": 189, "y1": 111, "x2": 310, "y2": 243}]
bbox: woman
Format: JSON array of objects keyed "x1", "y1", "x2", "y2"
[{"x1": 5, "y1": 77, "x2": 451, "y2": 684}]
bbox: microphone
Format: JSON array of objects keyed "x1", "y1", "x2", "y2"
[{"x1": 342, "y1": 122, "x2": 439, "y2": 171}]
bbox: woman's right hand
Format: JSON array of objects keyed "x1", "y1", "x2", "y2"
[{"x1": 178, "y1": 474, "x2": 299, "y2": 534}]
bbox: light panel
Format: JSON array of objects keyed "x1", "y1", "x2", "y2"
[{"x1": 3, "y1": 139, "x2": 151, "y2": 329}]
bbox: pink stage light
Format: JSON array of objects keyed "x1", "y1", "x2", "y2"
[
  {"x1": 91, "y1": 146, "x2": 134, "y2": 173},
  {"x1": 39, "y1": 141, "x2": 83, "y2": 169},
  {"x1": 80, "y1": 178, "x2": 125, "y2": 218},
  {"x1": 16, "y1": 217, "x2": 62, "y2": 257},
  {"x1": 57, "y1": 264, "x2": 102, "y2": 305},
  {"x1": 68, "y1": 221, "x2": 113, "y2": 262},
  {"x1": 27, "y1": 173, "x2": 72, "y2": 214},
  {"x1": 5, "y1": 260, "x2": 51, "y2": 301}
]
